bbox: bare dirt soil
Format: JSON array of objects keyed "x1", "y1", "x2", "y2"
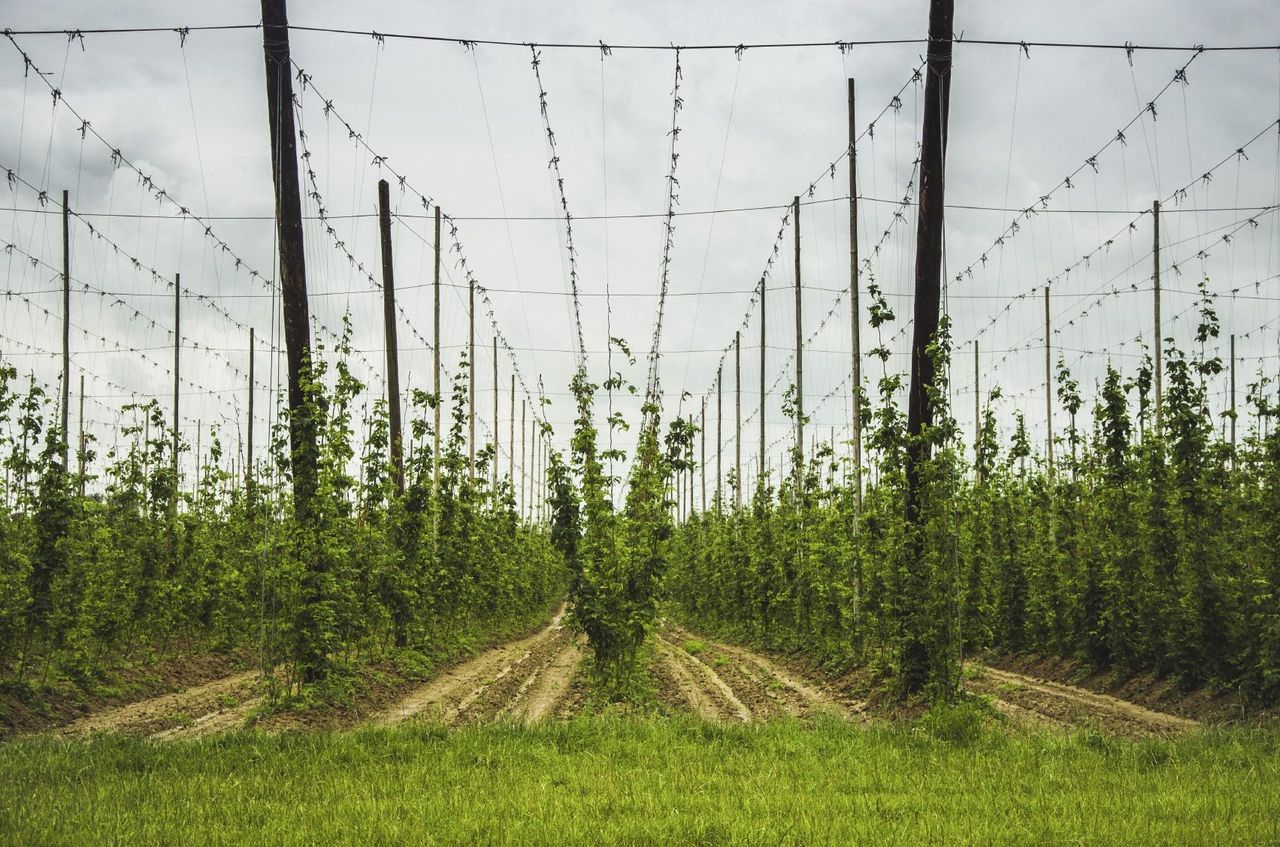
[
  {"x1": 57, "y1": 670, "x2": 261, "y2": 738},
  {"x1": 966, "y1": 663, "x2": 1199, "y2": 736},
  {"x1": 651, "y1": 624, "x2": 862, "y2": 723},
  {"x1": 376, "y1": 607, "x2": 586, "y2": 727}
]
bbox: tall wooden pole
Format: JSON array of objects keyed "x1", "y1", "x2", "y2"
[
  {"x1": 848, "y1": 77, "x2": 863, "y2": 514},
  {"x1": 759, "y1": 276, "x2": 766, "y2": 483},
  {"x1": 173, "y1": 273, "x2": 181, "y2": 494},
  {"x1": 61, "y1": 189, "x2": 70, "y2": 469},
  {"x1": 901, "y1": 0, "x2": 955, "y2": 696},
  {"x1": 433, "y1": 206, "x2": 442, "y2": 493},
  {"x1": 261, "y1": 0, "x2": 318, "y2": 517},
  {"x1": 734, "y1": 331, "x2": 742, "y2": 508},
  {"x1": 793, "y1": 195, "x2": 804, "y2": 477},
  {"x1": 1044, "y1": 286, "x2": 1053, "y2": 479},
  {"x1": 376, "y1": 178, "x2": 404, "y2": 493},
  {"x1": 247, "y1": 327, "x2": 255, "y2": 493},
  {"x1": 1153, "y1": 199, "x2": 1163, "y2": 427}
]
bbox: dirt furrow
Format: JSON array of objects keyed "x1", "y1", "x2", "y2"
[
  {"x1": 670, "y1": 627, "x2": 861, "y2": 719},
  {"x1": 508, "y1": 638, "x2": 585, "y2": 724},
  {"x1": 152, "y1": 697, "x2": 261, "y2": 740},
  {"x1": 58, "y1": 670, "x2": 260, "y2": 737},
  {"x1": 657, "y1": 636, "x2": 751, "y2": 722},
  {"x1": 970, "y1": 665, "x2": 1198, "y2": 735},
  {"x1": 377, "y1": 608, "x2": 566, "y2": 726}
]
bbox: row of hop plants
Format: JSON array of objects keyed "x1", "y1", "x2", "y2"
[
  {"x1": 0, "y1": 323, "x2": 565, "y2": 700},
  {"x1": 667, "y1": 279, "x2": 1280, "y2": 705}
]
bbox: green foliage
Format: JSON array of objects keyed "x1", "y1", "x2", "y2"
[{"x1": 0, "y1": 330, "x2": 565, "y2": 702}]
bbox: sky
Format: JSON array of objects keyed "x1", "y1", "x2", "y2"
[{"x1": 1, "y1": 0, "x2": 1279, "y2": 504}]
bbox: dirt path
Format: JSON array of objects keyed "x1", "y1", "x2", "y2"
[
  {"x1": 968, "y1": 664, "x2": 1199, "y2": 735},
  {"x1": 57, "y1": 670, "x2": 260, "y2": 738},
  {"x1": 654, "y1": 626, "x2": 859, "y2": 723},
  {"x1": 377, "y1": 607, "x2": 582, "y2": 726}
]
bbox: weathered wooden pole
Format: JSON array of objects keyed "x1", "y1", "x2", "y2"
[
  {"x1": 793, "y1": 195, "x2": 804, "y2": 476},
  {"x1": 260, "y1": 0, "x2": 318, "y2": 518},
  {"x1": 61, "y1": 189, "x2": 70, "y2": 468},
  {"x1": 376, "y1": 178, "x2": 404, "y2": 493},
  {"x1": 734, "y1": 331, "x2": 742, "y2": 508},
  {"x1": 1153, "y1": 199, "x2": 1163, "y2": 427},
  {"x1": 521, "y1": 398, "x2": 527, "y2": 517},
  {"x1": 848, "y1": 78, "x2": 863, "y2": 514},
  {"x1": 1044, "y1": 286, "x2": 1053, "y2": 480},
  {"x1": 901, "y1": 0, "x2": 955, "y2": 696},
  {"x1": 433, "y1": 206, "x2": 442, "y2": 493},
  {"x1": 509, "y1": 372, "x2": 515, "y2": 484}
]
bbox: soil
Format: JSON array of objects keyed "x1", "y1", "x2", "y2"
[
  {"x1": 966, "y1": 664, "x2": 1200, "y2": 736},
  {"x1": 376, "y1": 606, "x2": 586, "y2": 727},
  {"x1": 3, "y1": 649, "x2": 254, "y2": 738},
  {"x1": 981, "y1": 652, "x2": 1278, "y2": 725}
]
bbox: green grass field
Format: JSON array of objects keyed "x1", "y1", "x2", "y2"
[{"x1": 2, "y1": 715, "x2": 1277, "y2": 846}]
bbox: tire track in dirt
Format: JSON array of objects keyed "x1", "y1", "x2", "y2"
[
  {"x1": 968, "y1": 664, "x2": 1199, "y2": 735},
  {"x1": 57, "y1": 670, "x2": 260, "y2": 738},
  {"x1": 377, "y1": 607, "x2": 571, "y2": 726},
  {"x1": 669, "y1": 626, "x2": 863, "y2": 720}
]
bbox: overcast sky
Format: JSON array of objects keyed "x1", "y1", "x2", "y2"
[{"x1": 2, "y1": 0, "x2": 1279, "y2": 499}]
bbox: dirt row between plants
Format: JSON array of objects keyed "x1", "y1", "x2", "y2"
[
  {"x1": 376, "y1": 607, "x2": 585, "y2": 727},
  {"x1": 966, "y1": 664, "x2": 1200, "y2": 736},
  {"x1": 654, "y1": 625, "x2": 863, "y2": 722},
  {"x1": 57, "y1": 670, "x2": 261, "y2": 739}
]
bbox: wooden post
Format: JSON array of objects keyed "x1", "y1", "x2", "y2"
[
  {"x1": 848, "y1": 77, "x2": 863, "y2": 515},
  {"x1": 1044, "y1": 286, "x2": 1053, "y2": 479},
  {"x1": 759, "y1": 276, "x2": 766, "y2": 483},
  {"x1": 376, "y1": 178, "x2": 404, "y2": 493},
  {"x1": 260, "y1": 0, "x2": 318, "y2": 518},
  {"x1": 716, "y1": 366, "x2": 723, "y2": 512},
  {"x1": 901, "y1": 0, "x2": 955, "y2": 695},
  {"x1": 61, "y1": 189, "x2": 70, "y2": 469},
  {"x1": 173, "y1": 273, "x2": 181, "y2": 497},
  {"x1": 1153, "y1": 199, "x2": 1162, "y2": 427},
  {"x1": 493, "y1": 337, "x2": 499, "y2": 492},
  {"x1": 433, "y1": 205, "x2": 442, "y2": 493},
  {"x1": 734, "y1": 331, "x2": 742, "y2": 508},
  {"x1": 246, "y1": 327, "x2": 255, "y2": 493},
  {"x1": 1230, "y1": 333, "x2": 1237, "y2": 452},
  {"x1": 793, "y1": 195, "x2": 804, "y2": 476}
]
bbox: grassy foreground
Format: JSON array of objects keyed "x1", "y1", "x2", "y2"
[{"x1": 1, "y1": 716, "x2": 1277, "y2": 846}]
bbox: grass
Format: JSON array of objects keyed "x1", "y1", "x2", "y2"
[{"x1": 1, "y1": 718, "x2": 1277, "y2": 846}]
